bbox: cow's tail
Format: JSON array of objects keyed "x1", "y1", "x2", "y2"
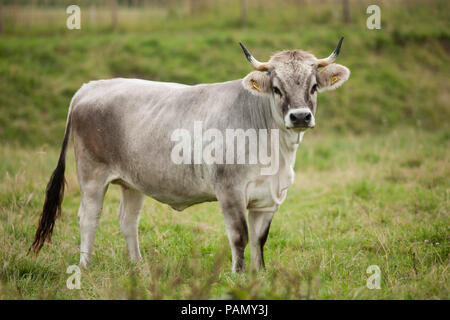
[{"x1": 29, "y1": 104, "x2": 73, "y2": 256}]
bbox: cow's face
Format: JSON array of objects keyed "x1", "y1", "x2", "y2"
[{"x1": 240, "y1": 38, "x2": 350, "y2": 131}]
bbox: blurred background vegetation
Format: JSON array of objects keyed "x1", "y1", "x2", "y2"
[{"x1": 0, "y1": 0, "x2": 449, "y2": 146}]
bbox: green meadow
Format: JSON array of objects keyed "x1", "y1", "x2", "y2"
[{"x1": 0, "y1": 0, "x2": 449, "y2": 299}]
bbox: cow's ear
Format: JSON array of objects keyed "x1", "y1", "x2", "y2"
[
  {"x1": 242, "y1": 71, "x2": 271, "y2": 96},
  {"x1": 317, "y1": 63, "x2": 350, "y2": 92}
]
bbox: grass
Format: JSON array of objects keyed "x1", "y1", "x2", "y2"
[
  {"x1": 0, "y1": 128, "x2": 448, "y2": 299},
  {"x1": 0, "y1": 1, "x2": 449, "y2": 145},
  {"x1": 1, "y1": 29, "x2": 449, "y2": 146},
  {"x1": 0, "y1": 0, "x2": 449, "y2": 299}
]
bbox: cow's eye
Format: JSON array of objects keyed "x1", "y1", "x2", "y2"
[
  {"x1": 311, "y1": 84, "x2": 318, "y2": 94},
  {"x1": 273, "y1": 86, "x2": 282, "y2": 96}
]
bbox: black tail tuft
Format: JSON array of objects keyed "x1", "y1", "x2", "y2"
[{"x1": 29, "y1": 118, "x2": 71, "y2": 256}]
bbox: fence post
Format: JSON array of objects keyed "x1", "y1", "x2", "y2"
[
  {"x1": 0, "y1": 0, "x2": 3, "y2": 35},
  {"x1": 240, "y1": 0, "x2": 247, "y2": 28},
  {"x1": 343, "y1": 0, "x2": 351, "y2": 24},
  {"x1": 110, "y1": 0, "x2": 118, "y2": 31}
]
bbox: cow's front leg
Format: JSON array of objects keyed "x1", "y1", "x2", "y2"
[
  {"x1": 248, "y1": 209, "x2": 275, "y2": 271},
  {"x1": 218, "y1": 191, "x2": 249, "y2": 273}
]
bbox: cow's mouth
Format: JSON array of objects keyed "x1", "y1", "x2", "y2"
[{"x1": 287, "y1": 125, "x2": 315, "y2": 132}]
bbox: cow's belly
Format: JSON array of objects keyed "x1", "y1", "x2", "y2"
[
  {"x1": 142, "y1": 176, "x2": 217, "y2": 212},
  {"x1": 115, "y1": 160, "x2": 218, "y2": 211},
  {"x1": 152, "y1": 194, "x2": 217, "y2": 211}
]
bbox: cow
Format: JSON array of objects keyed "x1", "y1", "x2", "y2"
[{"x1": 30, "y1": 37, "x2": 350, "y2": 273}]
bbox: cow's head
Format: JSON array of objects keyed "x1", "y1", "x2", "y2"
[{"x1": 240, "y1": 37, "x2": 350, "y2": 130}]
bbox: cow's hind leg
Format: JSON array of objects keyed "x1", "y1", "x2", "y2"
[
  {"x1": 118, "y1": 186, "x2": 144, "y2": 261},
  {"x1": 217, "y1": 190, "x2": 249, "y2": 273},
  {"x1": 248, "y1": 209, "x2": 275, "y2": 271},
  {"x1": 77, "y1": 176, "x2": 109, "y2": 268}
]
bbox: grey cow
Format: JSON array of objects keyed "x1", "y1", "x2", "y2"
[{"x1": 30, "y1": 38, "x2": 350, "y2": 272}]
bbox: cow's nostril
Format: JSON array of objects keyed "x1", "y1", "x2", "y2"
[
  {"x1": 304, "y1": 113, "x2": 312, "y2": 122},
  {"x1": 290, "y1": 113, "x2": 297, "y2": 122}
]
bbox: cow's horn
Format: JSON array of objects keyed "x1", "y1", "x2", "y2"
[
  {"x1": 317, "y1": 36, "x2": 344, "y2": 67},
  {"x1": 239, "y1": 42, "x2": 269, "y2": 71}
]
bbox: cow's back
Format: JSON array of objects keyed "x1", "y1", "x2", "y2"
[{"x1": 70, "y1": 78, "x2": 222, "y2": 209}]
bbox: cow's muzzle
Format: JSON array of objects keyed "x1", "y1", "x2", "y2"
[{"x1": 285, "y1": 108, "x2": 315, "y2": 130}]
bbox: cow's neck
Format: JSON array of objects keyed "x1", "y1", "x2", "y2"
[
  {"x1": 238, "y1": 91, "x2": 305, "y2": 204},
  {"x1": 279, "y1": 127, "x2": 303, "y2": 165},
  {"x1": 264, "y1": 128, "x2": 302, "y2": 205},
  {"x1": 267, "y1": 102, "x2": 309, "y2": 204}
]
